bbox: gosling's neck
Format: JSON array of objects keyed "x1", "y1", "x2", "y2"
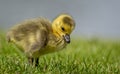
[{"x1": 49, "y1": 29, "x2": 66, "y2": 49}]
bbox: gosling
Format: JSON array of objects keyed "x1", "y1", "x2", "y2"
[{"x1": 7, "y1": 13, "x2": 75, "y2": 66}]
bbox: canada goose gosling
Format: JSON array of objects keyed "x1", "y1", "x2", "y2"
[{"x1": 7, "y1": 13, "x2": 75, "y2": 66}]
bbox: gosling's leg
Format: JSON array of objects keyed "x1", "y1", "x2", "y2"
[{"x1": 35, "y1": 58, "x2": 39, "y2": 66}]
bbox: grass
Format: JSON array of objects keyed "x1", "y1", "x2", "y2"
[{"x1": 0, "y1": 32, "x2": 120, "y2": 74}]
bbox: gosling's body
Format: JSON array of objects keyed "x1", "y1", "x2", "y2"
[
  {"x1": 7, "y1": 14, "x2": 75, "y2": 66},
  {"x1": 7, "y1": 18, "x2": 66, "y2": 57}
]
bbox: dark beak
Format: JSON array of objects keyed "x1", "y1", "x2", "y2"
[{"x1": 64, "y1": 34, "x2": 70, "y2": 43}]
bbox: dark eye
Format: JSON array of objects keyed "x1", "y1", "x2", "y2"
[{"x1": 61, "y1": 27, "x2": 65, "y2": 31}]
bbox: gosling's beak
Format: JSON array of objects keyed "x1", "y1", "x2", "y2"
[{"x1": 64, "y1": 34, "x2": 70, "y2": 43}]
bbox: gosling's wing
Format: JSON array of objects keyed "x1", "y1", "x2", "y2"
[{"x1": 28, "y1": 29, "x2": 48, "y2": 52}]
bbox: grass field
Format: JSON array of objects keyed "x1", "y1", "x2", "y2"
[{"x1": 0, "y1": 32, "x2": 120, "y2": 74}]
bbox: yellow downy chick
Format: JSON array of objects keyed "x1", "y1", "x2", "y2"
[{"x1": 6, "y1": 13, "x2": 75, "y2": 66}]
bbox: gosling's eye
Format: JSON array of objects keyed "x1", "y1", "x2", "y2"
[{"x1": 61, "y1": 27, "x2": 65, "y2": 31}]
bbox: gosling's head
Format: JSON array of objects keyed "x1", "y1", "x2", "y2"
[{"x1": 52, "y1": 13, "x2": 75, "y2": 43}]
